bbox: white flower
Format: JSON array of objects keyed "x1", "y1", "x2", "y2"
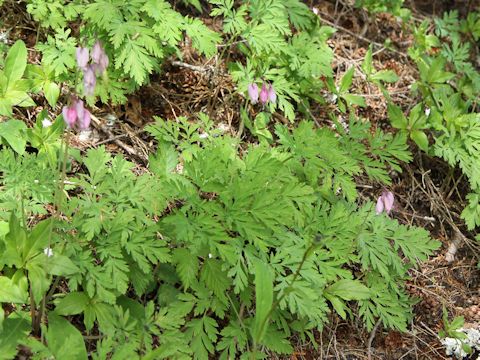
[
  {"x1": 42, "y1": 119, "x2": 52, "y2": 128},
  {"x1": 199, "y1": 133, "x2": 209, "y2": 139},
  {"x1": 43, "y1": 247, "x2": 53, "y2": 257},
  {"x1": 425, "y1": 107, "x2": 431, "y2": 117}
]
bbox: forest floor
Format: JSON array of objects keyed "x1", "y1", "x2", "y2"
[{"x1": 1, "y1": 0, "x2": 480, "y2": 359}]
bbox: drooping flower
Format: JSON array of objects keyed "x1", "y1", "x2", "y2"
[
  {"x1": 91, "y1": 41, "x2": 108, "y2": 74},
  {"x1": 259, "y1": 83, "x2": 269, "y2": 105},
  {"x1": 74, "y1": 98, "x2": 85, "y2": 120},
  {"x1": 61, "y1": 98, "x2": 91, "y2": 131},
  {"x1": 83, "y1": 65, "x2": 96, "y2": 96},
  {"x1": 248, "y1": 83, "x2": 259, "y2": 104},
  {"x1": 91, "y1": 41, "x2": 103, "y2": 64},
  {"x1": 78, "y1": 108, "x2": 91, "y2": 130},
  {"x1": 376, "y1": 191, "x2": 394, "y2": 215},
  {"x1": 267, "y1": 84, "x2": 276, "y2": 103},
  {"x1": 62, "y1": 104, "x2": 78, "y2": 128},
  {"x1": 76, "y1": 47, "x2": 89, "y2": 70}
]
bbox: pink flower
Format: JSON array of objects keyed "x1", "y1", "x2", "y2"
[
  {"x1": 91, "y1": 41, "x2": 108, "y2": 74},
  {"x1": 268, "y1": 85, "x2": 276, "y2": 103},
  {"x1": 83, "y1": 65, "x2": 96, "y2": 96},
  {"x1": 61, "y1": 98, "x2": 91, "y2": 131},
  {"x1": 76, "y1": 47, "x2": 89, "y2": 70},
  {"x1": 78, "y1": 108, "x2": 91, "y2": 130},
  {"x1": 248, "y1": 83, "x2": 259, "y2": 104},
  {"x1": 62, "y1": 105, "x2": 77, "y2": 128},
  {"x1": 376, "y1": 191, "x2": 394, "y2": 215},
  {"x1": 91, "y1": 41, "x2": 103, "y2": 64},
  {"x1": 259, "y1": 83, "x2": 269, "y2": 105}
]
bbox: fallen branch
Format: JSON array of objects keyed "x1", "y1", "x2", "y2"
[{"x1": 90, "y1": 114, "x2": 148, "y2": 164}]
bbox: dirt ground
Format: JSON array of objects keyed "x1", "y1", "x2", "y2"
[{"x1": 1, "y1": 0, "x2": 479, "y2": 359}]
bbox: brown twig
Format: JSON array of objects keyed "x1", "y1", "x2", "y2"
[{"x1": 90, "y1": 114, "x2": 148, "y2": 164}]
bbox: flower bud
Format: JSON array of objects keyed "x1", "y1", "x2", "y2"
[
  {"x1": 83, "y1": 65, "x2": 96, "y2": 96},
  {"x1": 268, "y1": 85, "x2": 276, "y2": 103},
  {"x1": 248, "y1": 83, "x2": 259, "y2": 104},
  {"x1": 91, "y1": 41, "x2": 103, "y2": 64},
  {"x1": 76, "y1": 47, "x2": 89, "y2": 70},
  {"x1": 74, "y1": 99, "x2": 85, "y2": 120},
  {"x1": 42, "y1": 119, "x2": 52, "y2": 128},
  {"x1": 62, "y1": 105, "x2": 77, "y2": 128},
  {"x1": 43, "y1": 247, "x2": 53, "y2": 257},
  {"x1": 376, "y1": 191, "x2": 395, "y2": 214},
  {"x1": 92, "y1": 41, "x2": 109, "y2": 74},
  {"x1": 78, "y1": 109, "x2": 91, "y2": 130},
  {"x1": 259, "y1": 83, "x2": 269, "y2": 105}
]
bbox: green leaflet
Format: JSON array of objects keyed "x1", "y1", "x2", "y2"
[{"x1": 252, "y1": 259, "x2": 274, "y2": 344}]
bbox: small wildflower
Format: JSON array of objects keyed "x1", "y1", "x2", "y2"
[
  {"x1": 43, "y1": 247, "x2": 53, "y2": 257},
  {"x1": 267, "y1": 85, "x2": 276, "y2": 103},
  {"x1": 62, "y1": 98, "x2": 91, "y2": 131},
  {"x1": 62, "y1": 104, "x2": 77, "y2": 128},
  {"x1": 91, "y1": 41, "x2": 108, "y2": 74},
  {"x1": 248, "y1": 83, "x2": 259, "y2": 104},
  {"x1": 76, "y1": 47, "x2": 89, "y2": 70},
  {"x1": 259, "y1": 83, "x2": 269, "y2": 105},
  {"x1": 199, "y1": 132, "x2": 209, "y2": 139},
  {"x1": 83, "y1": 65, "x2": 96, "y2": 96},
  {"x1": 376, "y1": 191, "x2": 394, "y2": 215},
  {"x1": 312, "y1": 7, "x2": 319, "y2": 15},
  {"x1": 425, "y1": 107, "x2": 431, "y2": 117},
  {"x1": 78, "y1": 109, "x2": 91, "y2": 130},
  {"x1": 91, "y1": 41, "x2": 103, "y2": 64},
  {"x1": 42, "y1": 119, "x2": 52, "y2": 128}
]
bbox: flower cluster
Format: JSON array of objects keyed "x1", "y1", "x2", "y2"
[
  {"x1": 62, "y1": 98, "x2": 91, "y2": 131},
  {"x1": 76, "y1": 41, "x2": 109, "y2": 96},
  {"x1": 376, "y1": 191, "x2": 394, "y2": 215},
  {"x1": 248, "y1": 82, "x2": 276, "y2": 105}
]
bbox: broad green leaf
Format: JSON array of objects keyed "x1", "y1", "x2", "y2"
[
  {"x1": 339, "y1": 67, "x2": 355, "y2": 93},
  {"x1": 55, "y1": 292, "x2": 90, "y2": 316},
  {"x1": 25, "y1": 218, "x2": 53, "y2": 260},
  {"x1": 371, "y1": 70, "x2": 399, "y2": 83},
  {"x1": 387, "y1": 103, "x2": 407, "y2": 130},
  {"x1": 2, "y1": 213, "x2": 26, "y2": 267},
  {"x1": 3, "y1": 90, "x2": 36, "y2": 107},
  {"x1": 0, "y1": 308, "x2": 3, "y2": 332},
  {"x1": 47, "y1": 255, "x2": 79, "y2": 276},
  {"x1": 342, "y1": 94, "x2": 366, "y2": 107},
  {"x1": 4, "y1": 40, "x2": 27, "y2": 85},
  {"x1": 0, "y1": 221, "x2": 9, "y2": 237},
  {"x1": 0, "y1": 311, "x2": 30, "y2": 358},
  {"x1": 27, "y1": 264, "x2": 51, "y2": 304},
  {"x1": 252, "y1": 259, "x2": 273, "y2": 343},
  {"x1": 43, "y1": 81, "x2": 60, "y2": 107},
  {"x1": 0, "y1": 119, "x2": 27, "y2": 154},
  {"x1": 324, "y1": 293, "x2": 347, "y2": 319},
  {"x1": 0, "y1": 276, "x2": 28, "y2": 303},
  {"x1": 362, "y1": 45, "x2": 373, "y2": 76},
  {"x1": 0, "y1": 98, "x2": 13, "y2": 116},
  {"x1": 325, "y1": 279, "x2": 370, "y2": 301},
  {"x1": 410, "y1": 130, "x2": 429, "y2": 151},
  {"x1": 46, "y1": 313, "x2": 88, "y2": 360},
  {"x1": 449, "y1": 315, "x2": 464, "y2": 331}
]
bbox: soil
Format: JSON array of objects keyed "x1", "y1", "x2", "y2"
[{"x1": 0, "y1": 0, "x2": 479, "y2": 359}]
